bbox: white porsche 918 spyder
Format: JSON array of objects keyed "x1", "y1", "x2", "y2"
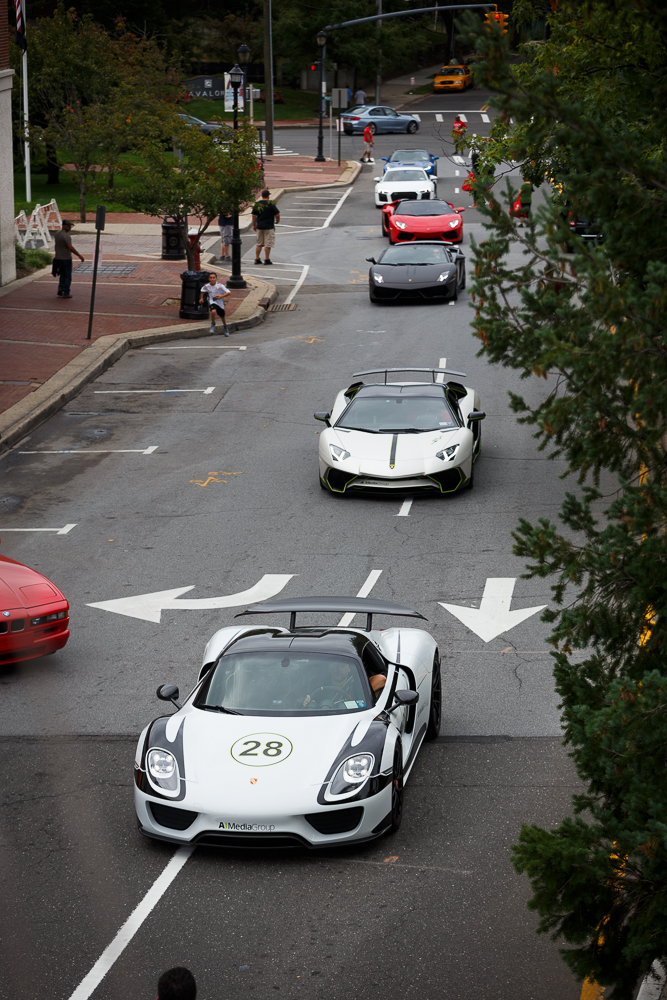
[
  {"x1": 134, "y1": 597, "x2": 441, "y2": 848},
  {"x1": 315, "y1": 367, "x2": 485, "y2": 495}
]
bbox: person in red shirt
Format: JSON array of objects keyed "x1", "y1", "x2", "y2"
[
  {"x1": 451, "y1": 115, "x2": 467, "y2": 155},
  {"x1": 361, "y1": 123, "x2": 374, "y2": 162}
]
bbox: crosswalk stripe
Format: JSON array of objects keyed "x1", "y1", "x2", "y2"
[
  {"x1": 481, "y1": 113, "x2": 490, "y2": 122},
  {"x1": 412, "y1": 114, "x2": 421, "y2": 121},
  {"x1": 459, "y1": 113, "x2": 467, "y2": 122},
  {"x1": 435, "y1": 113, "x2": 443, "y2": 122}
]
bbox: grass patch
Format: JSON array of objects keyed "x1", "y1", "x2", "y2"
[
  {"x1": 406, "y1": 83, "x2": 437, "y2": 95},
  {"x1": 14, "y1": 168, "x2": 137, "y2": 217},
  {"x1": 185, "y1": 88, "x2": 320, "y2": 123}
]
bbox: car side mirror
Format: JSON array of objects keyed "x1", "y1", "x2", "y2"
[
  {"x1": 157, "y1": 684, "x2": 182, "y2": 709},
  {"x1": 366, "y1": 257, "x2": 376, "y2": 264},
  {"x1": 455, "y1": 207, "x2": 466, "y2": 213},
  {"x1": 467, "y1": 410, "x2": 486, "y2": 427},
  {"x1": 392, "y1": 689, "x2": 419, "y2": 708},
  {"x1": 373, "y1": 176, "x2": 381, "y2": 181},
  {"x1": 433, "y1": 156, "x2": 439, "y2": 161},
  {"x1": 314, "y1": 411, "x2": 331, "y2": 424}
]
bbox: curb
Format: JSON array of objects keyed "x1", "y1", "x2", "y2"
[{"x1": 0, "y1": 275, "x2": 277, "y2": 454}]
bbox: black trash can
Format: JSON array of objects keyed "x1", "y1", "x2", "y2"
[
  {"x1": 179, "y1": 270, "x2": 210, "y2": 319},
  {"x1": 162, "y1": 217, "x2": 186, "y2": 261}
]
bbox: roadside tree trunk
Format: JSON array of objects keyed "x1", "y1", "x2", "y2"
[{"x1": 46, "y1": 144, "x2": 60, "y2": 185}]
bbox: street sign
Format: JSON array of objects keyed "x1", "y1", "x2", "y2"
[{"x1": 332, "y1": 88, "x2": 348, "y2": 109}]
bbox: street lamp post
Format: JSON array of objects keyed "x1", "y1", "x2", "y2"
[
  {"x1": 227, "y1": 62, "x2": 247, "y2": 290},
  {"x1": 315, "y1": 30, "x2": 327, "y2": 163},
  {"x1": 238, "y1": 44, "x2": 251, "y2": 118}
]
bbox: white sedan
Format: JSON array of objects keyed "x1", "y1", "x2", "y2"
[
  {"x1": 134, "y1": 597, "x2": 442, "y2": 847},
  {"x1": 374, "y1": 167, "x2": 436, "y2": 207},
  {"x1": 315, "y1": 366, "x2": 485, "y2": 494}
]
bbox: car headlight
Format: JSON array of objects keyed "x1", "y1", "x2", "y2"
[
  {"x1": 148, "y1": 748, "x2": 176, "y2": 778},
  {"x1": 374, "y1": 273, "x2": 384, "y2": 284},
  {"x1": 448, "y1": 220, "x2": 459, "y2": 228},
  {"x1": 436, "y1": 444, "x2": 459, "y2": 461},
  {"x1": 437, "y1": 270, "x2": 454, "y2": 282},
  {"x1": 30, "y1": 610, "x2": 67, "y2": 626},
  {"x1": 395, "y1": 220, "x2": 408, "y2": 230},
  {"x1": 330, "y1": 444, "x2": 351, "y2": 461},
  {"x1": 330, "y1": 753, "x2": 375, "y2": 795}
]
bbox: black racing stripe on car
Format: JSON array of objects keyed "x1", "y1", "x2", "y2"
[{"x1": 142, "y1": 715, "x2": 187, "y2": 802}]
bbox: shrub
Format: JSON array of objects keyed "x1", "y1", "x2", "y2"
[{"x1": 25, "y1": 248, "x2": 53, "y2": 268}]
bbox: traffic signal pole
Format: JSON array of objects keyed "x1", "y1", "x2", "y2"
[{"x1": 323, "y1": 3, "x2": 496, "y2": 32}]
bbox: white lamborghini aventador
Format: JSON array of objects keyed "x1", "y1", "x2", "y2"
[
  {"x1": 134, "y1": 597, "x2": 441, "y2": 847},
  {"x1": 315, "y1": 366, "x2": 485, "y2": 495}
]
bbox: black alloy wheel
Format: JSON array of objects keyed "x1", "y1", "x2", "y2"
[
  {"x1": 390, "y1": 742, "x2": 404, "y2": 832},
  {"x1": 425, "y1": 651, "x2": 442, "y2": 741},
  {"x1": 407, "y1": 121, "x2": 418, "y2": 134}
]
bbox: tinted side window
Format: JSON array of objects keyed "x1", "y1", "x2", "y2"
[
  {"x1": 369, "y1": 108, "x2": 386, "y2": 116},
  {"x1": 362, "y1": 643, "x2": 388, "y2": 680}
]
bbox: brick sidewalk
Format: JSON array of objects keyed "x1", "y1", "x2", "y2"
[{"x1": 0, "y1": 249, "x2": 251, "y2": 415}]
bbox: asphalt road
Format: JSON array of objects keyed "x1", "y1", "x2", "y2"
[{"x1": 0, "y1": 99, "x2": 581, "y2": 1000}]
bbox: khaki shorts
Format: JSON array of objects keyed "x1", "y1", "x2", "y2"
[{"x1": 255, "y1": 229, "x2": 276, "y2": 247}]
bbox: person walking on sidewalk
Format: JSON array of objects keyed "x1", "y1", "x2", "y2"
[
  {"x1": 361, "y1": 123, "x2": 374, "y2": 162},
  {"x1": 200, "y1": 271, "x2": 231, "y2": 336},
  {"x1": 353, "y1": 87, "x2": 366, "y2": 106},
  {"x1": 218, "y1": 210, "x2": 233, "y2": 262},
  {"x1": 53, "y1": 220, "x2": 84, "y2": 299},
  {"x1": 251, "y1": 189, "x2": 280, "y2": 265}
]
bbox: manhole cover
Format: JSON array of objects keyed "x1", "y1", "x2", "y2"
[
  {"x1": 76, "y1": 264, "x2": 138, "y2": 276},
  {"x1": 268, "y1": 303, "x2": 297, "y2": 312}
]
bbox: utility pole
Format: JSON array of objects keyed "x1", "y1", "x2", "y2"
[
  {"x1": 374, "y1": 0, "x2": 382, "y2": 104},
  {"x1": 263, "y1": 0, "x2": 274, "y2": 155}
]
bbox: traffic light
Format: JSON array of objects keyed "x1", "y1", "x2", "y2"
[
  {"x1": 310, "y1": 60, "x2": 320, "y2": 71},
  {"x1": 484, "y1": 6, "x2": 508, "y2": 32}
]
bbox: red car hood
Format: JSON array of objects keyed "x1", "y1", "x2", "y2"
[
  {"x1": 0, "y1": 553, "x2": 67, "y2": 612},
  {"x1": 391, "y1": 211, "x2": 461, "y2": 228}
]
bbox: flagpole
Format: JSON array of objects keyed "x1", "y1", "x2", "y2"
[{"x1": 18, "y1": 0, "x2": 30, "y2": 203}]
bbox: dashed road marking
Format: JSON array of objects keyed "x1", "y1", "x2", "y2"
[
  {"x1": 435, "y1": 113, "x2": 443, "y2": 122},
  {"x1": 19, "y1": 446, "x2": 159, "y2": 455},
  {"x1": 93, "y1": 388, "x2": 216, "y2": 395},
  {"x1": 396, "y1": 498, "x2": 413, "y2": 517},
  {"x1": 338, "y1": 569, "x2": 383, "y2": 627},
  {"x1": 481, "y1": 113, "x2": 490, "y2": 122},
  {"x1": 144, "y1": 345, "x2": 247, "y2": 351}
]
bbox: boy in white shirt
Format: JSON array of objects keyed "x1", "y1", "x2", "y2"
[{"x1": 199, "y1": 272, "x2": 231, "y2": 336}]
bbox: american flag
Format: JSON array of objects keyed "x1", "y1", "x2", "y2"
[{"x1": 15, "y1": 0, "x2": 27, "y2": 51}]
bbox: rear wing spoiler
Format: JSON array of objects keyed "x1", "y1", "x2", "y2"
[
  {"x1": 236, "y1": 596, "x2": 427, "y2": 632},
  {"x1": 353, "y1": 366, "x2": 467, "y2": 384}
]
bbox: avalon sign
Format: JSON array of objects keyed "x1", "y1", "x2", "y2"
[{"x1": 184, "y1": 75, "x2": 245, "y2": 110}]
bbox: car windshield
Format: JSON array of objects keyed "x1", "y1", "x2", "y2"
[
  {"x1": 379, "y1": 245, "x2": 453, "y2": 265},
  {"x1": 382, "y1": 169, "x2": 428, "y2": 182},
  {"x1": 395, "y1": 200, "x2": 454, "y2": 217},
  {"x1": 337, "y1": 394, "x2": 457, "y2": 433},
  {"x1": 440, "y1": 67, "x2": 464, "y2": 75},
  {"x1": 195, "y1": 650, "x2": 371, "y2": 715},
  {"x1": 390, "y1": 150, "x2": 429, "y2": 161}
]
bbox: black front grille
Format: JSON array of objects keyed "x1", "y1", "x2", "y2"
[
  {"x1": 427, "y1": 467, "x2": 465, "y2": 492},
  {"x1": 10, "y1": 619, "x2": 25, "y2": 633},
  {"x1": 0, "y1": 622, "x2": 7, "y2": 634},
  {"x1": 396, "y1": 232, "x2": 414, "y2": 240},
  {"x1": 149, "y1": 802, "x2": 198, "y2": 830},
  {"x1": 325, "y1": 468, "x2": 358, "y2": 493},
  {"x1": 305, "y1": 807, "x2": 364, "y2": 834},
  {"x1": 392, "y1": 192, "x2": 417, "y2": 201}
]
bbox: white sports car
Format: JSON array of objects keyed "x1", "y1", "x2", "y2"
[
  {"x1": 315, "y1": 367, "x2": 485, "y2": 495},
  {"x1": 374, "y1": 167, "x2": 436, "y2": 207},
  {"x1": 134, "y1": 597, "x2": 441, "y2": 847}
]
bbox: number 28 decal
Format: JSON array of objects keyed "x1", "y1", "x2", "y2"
[{"x1": 230, "y1": 733, "x2": 293, "y2": 767}]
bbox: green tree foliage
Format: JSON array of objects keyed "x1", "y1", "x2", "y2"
[
  {"x1": 126, "y1": 120, "x2": 263, "y2": 269},
  {"x1": 457, "y1": 0, "x2": 667, "y2": 994}
]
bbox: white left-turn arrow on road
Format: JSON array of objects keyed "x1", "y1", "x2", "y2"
[
  {"x1": 87, "y1": 574, "x2": 294, "y2": 623},
  {"x1": 439, "y1": 578, "x2": 546, "y2": 643}
]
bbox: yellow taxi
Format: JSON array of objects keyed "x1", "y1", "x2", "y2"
[{"x1": 433, "y1": 64, "x2": 473, "y2": 92}]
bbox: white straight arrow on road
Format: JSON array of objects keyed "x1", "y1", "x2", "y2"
[
  {"x1": 87, "y1": 574, "x2": 295, "y2": 623},
  {"x1": 439, "y1": 578, "x2": 546, "y2": 643}
]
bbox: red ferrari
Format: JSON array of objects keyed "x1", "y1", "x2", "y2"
[
  {"x1": 382, "y1": 198, "x2": 465, "y2": 244},
  {"x1": 0, "y1": 548, "x2": 70, "y2": 664}
]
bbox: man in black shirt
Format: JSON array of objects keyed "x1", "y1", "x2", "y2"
[{"x1": 251, "y1": 189, "x2": 280, "y2": 265}]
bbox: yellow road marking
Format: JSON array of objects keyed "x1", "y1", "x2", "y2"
[
  {"x1": 580, "y1": 979, "x2": 605, "y2": 999},
  {"x1": 189, "y1": 471, "x2": 243, "y2": 487}
]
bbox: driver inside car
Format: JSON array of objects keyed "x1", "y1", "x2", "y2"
[{"x1": 302, "y1": 661, "x2": 387, "y2": 708}]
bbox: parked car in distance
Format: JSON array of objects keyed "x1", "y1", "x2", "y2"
[{"x1": 177, "y1": 114, "x2": 231, "y2": 137}]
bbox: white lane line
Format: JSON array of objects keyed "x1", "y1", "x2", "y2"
[
  {"x1": 93, "y1": 388, "x2": 216, "y2": 395},
  {"x1": 67, "y1": 847, "x2": 194, "y2": 1000},
  {"x1": 144, "y1": 346, "x2": 247, "y2": 351},
  {"x1": 455, "y1": 170, "x2": 460, "y2": 176},
  {"x1": 20, "y1": 446, "x2": 159, "y2": 455},
  {"x1": 453, "y1": 155, "x2": 465, "y2": 165},
  {"x1": 458, "y1": 113, "x2": 467, "y2": 122},
  {"x1": 481, "y1": 113, "x2": 490, "y2": 122},
  {"x1": 338, "y1": 569, "x2": 383, "y2": 627},
  {"x1": 435, "y1": 357, "x2": 447, "y2": 383},
  {"x1": 0, "y1": 524, "x2": 77, "y2": 534},
  {"x1": 435, "y1": 113, "x2": 443, "y2": 122},
  {"x1": 637, "y1": 962, "x2": 667, "y2": 1000},
  {"x1": 321, "y1": 187, "x2": 354, "y2": 229},
  {"x1": 455, "y1": 188, "x2": 460, "y2": 193},
  {"x1": 396, "y1": 498, "x2": 413, "y2": 517},
  {"x1": 285, "y1": 265, "x2": 310, "y2": 305}
]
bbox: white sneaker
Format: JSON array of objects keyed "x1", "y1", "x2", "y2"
[{"x1": 209, "y1": 322, "x2": 215, "y2": 334}]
